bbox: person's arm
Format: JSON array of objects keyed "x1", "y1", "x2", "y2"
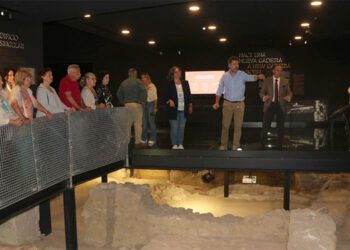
[
  {"x1": 56, "y1": 91, "x2": 70, "y2": 111},
  {"x1": 8, "y1": 119, "x2": 22, "y2": 127},
  {"x1": 37, "y1": 87, "x2": 65, "y2": 114},
  {"x1": 0, "y1": 115, "x2": 22, "y2": 127},
  {"x1": 243, "y1": 71, "x2": 265, "y2": 82},
  {"x1": 259, "y1": 80, "x2": 271, "y2": 102},
  {"x1": 10, "y1": 100, "x2": 30, "y2": 123},
  {"x1": 283, "y1": 80, "x2": 293, "y2": 102},
  {"x1": 32, "y1": 97, "x2": 54, "y2": 120},
  {"x1": 213, "y1": 77, "x2": 224, "y2": 110},
  {"x1": 139, "y1": 81, "x2": 147, "y2": 104},
  {"x1": 165, "y1": 82, "x2": 175, "y2": 107},
  {"x1": 64, "y1": 91, "x2": 81, "y2": 110}
]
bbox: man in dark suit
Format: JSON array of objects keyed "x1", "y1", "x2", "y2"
[{"x1": 260, "y1": 65, "x2": 293, "y2": 148}]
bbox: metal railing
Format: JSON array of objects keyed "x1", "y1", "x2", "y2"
[{"x1": 0, "y1": 108, "x2": 128, "y2": 209}]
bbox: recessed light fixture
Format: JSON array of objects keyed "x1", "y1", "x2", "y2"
[
  {"x1": 208, "y1": 25, "x2": 217, "y2": 31},
  {"x1": 83, "y1": 13, "x2": 91, "y2": 18},
  {"x1": 121, "y1": 29, "x2": 130, "y2": 35},
  {"x1": 294, "y1": 35, "x2": 303, "y2": 40},
  {"x1": 304, "y1": 40, "x2": 308, "y2": 44},
  {"x1": 202, "y1": 27, "x2": 206, "y2": 30},
  {"x1": 301, "y1": 22, "x2": 310, "y2": 28},
  {"x1": 310, "y1": 1, "x2": 322, "y2": 7},
  {"x1": 189, "y1": 5, "x2": 200, "y2": 12},
  {"x1": 148, "y1": 40, "x2": 156, "y2": 45},
  {"x1": 219, "y1": 37, "x2": 227, "y2": 42}
]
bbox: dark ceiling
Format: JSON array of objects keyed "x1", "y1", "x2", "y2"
[{"x1": 2, "y1": 1, "x2": 350, "y2": 48}]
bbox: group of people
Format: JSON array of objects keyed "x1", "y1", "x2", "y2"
[
  {"x1": 0, "y1": 65, "x2": 114, "y2": 128},
  {"x1": 0, "y1": 55, "x2": 293, "y2": 151}
]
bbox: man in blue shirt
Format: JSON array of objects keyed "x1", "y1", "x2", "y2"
[{"x1": 213, "y1": 56, "x2": 265, "y2": 151}]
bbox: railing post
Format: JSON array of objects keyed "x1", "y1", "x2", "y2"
[
  {"x1": 63, "y1": 187, "x2": 78, "y2": 250},
  {"x1": 283, "y1": 171, "x2": 291, "y2": 210},
  {"x1": 101, "y1": 174, "x2": 108, "y2": 183},
  {"x1": 39, "y1": 200, "x2": 52, "y2": 235},
  {"x1": 224, "y1": 171, "x2": 230, "y2": 198}
]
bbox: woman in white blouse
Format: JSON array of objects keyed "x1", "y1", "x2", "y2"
[
  {"x1": 81, "y1": 72, "x2": 105, "y2": 110},
  {"x1": 36, "y1": 68, "x2": 72, "y2": 117}
]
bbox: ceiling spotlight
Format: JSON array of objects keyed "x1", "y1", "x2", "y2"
[
  {"x1": 219, "y1": 37, "x2": 227, "y2": 42},
  {"x1": 202, "y1": 26, "x2": 206, "y2": 30},
  {"x1": 310, "y1": 1, "x2": 323, "y2": 7},
  {"x1": 189, "y1": 5, "x2": 200, "y2": 12},
  {"x1": 0, "y1": 11, "x2": 4, "y2": 16},
  {"x1": 208, "y1": 25, "x2": 217, "y2": 31},
  {"x1": 294, "y1": 35, "x2": 303, "y2": 40},
  {"x1": 148, "y1": 40, "x2": 156, "y2": 45},
  {"x1": 83, "y1": 13, "x2": 91, "y2": 18},
  {"x1": 121, "y1": 29, "x2": 130, "y2": 35},
  {"x1": 304, "y1": 40, "x2": 308, "y2": 44},
  {"x1": 301, "y1": 22, "x2": 310, "y2": 28}
]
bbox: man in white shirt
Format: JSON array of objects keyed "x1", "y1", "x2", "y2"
[{"x1": 259, "y1": 65, "x2": 293, "y2": 148}]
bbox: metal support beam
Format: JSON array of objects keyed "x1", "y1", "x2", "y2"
[
  {"x1": 224, "y1": 171, "x2": 230, "y2": 198},
  {"x1": 39, "y1": 200, "x2": 52, "y2": 235},
  {"x1": 101, "y1": 174, "x2": 108, "y2": 183},
  {"x1": 63, "y1": 188, "x2": 78, "y2": 250},
  {"x1": 283, "y1": 171, "x2": 291, "y2": 210}
]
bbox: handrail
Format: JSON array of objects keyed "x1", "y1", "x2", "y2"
[{"x1": 0, "y1": 108, "x2": 128, "y2": 210}]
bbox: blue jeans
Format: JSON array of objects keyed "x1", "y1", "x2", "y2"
[
  {"x1": 169, "y1": 111, "x2": 186, "y2": 145},
  {"x1": 142, "y1": 102, "x2": 157, "y2": 142}
]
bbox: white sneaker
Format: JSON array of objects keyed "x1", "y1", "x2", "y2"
[
  {"x1": 141, "y1": 140, "x2": 147, "y2": 144},
  {"x1": 172, "y1": 145, "x2": 179, "y2": 149},
  {"x1": 236, "y1": 147, "x2": 243, "y2": 151},
  {"x1": 178, "y1": 145, "x2": 184, "y2": 150},
  {"x1": 148, "y1": 140, "x2": 155, "y2": 146}
]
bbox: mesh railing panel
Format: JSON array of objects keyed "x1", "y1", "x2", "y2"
[
  {"x1": 69, "y1": 108, "x2": 128, "y2": 175},
  {"x1": 31, "y1": 113, "x2": 70, "y2": 190},
  {"x1": 0, "y1": 124, "x2": 37, "y2": 208},
  {"x1": 0, "y1": 108, "x2": 128, "y2": 209}
]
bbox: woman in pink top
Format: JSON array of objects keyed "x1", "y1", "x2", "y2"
[{"x1": 10, "y1": 70, "x2": 53, "y2": 122}]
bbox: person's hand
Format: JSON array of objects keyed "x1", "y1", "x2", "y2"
[
  {"x1": 283, "y1": 96, "x2": 291, "y2": 102},
  {"x1": 257, "y1": 74, "x2": 265, "y2": 80},
  {"x1": 263, "y1": 96, "x2": 271, "y2": 102},
  {"x1": 23, "y1": 118, "x2": 31, "y2": 125},
  {"x1": 9, "y1": 119, "x2": 23, "y2": 127},
  {"x1": 70, "y1": 107, "x2": 76, "y2": 111},
  {"x1": 46, "y1": 112, "x2": 54, "y2": 120},
  {"x1": 169, "y1": 100, "x2": 175, "y2": 108},
  {"x1": 154, "y1": 108, "x2": 158, "y2": 113},
  {"x1": 83, "y1": 107, "x2": 92, "y2": 112},
  {"x1": 188, "y1": 106, "x2": 193, "y2": 115},
  {"x1": 212, "y1": 103, "x2": 220, "y2": 110},
  {"x1": 98, "y1": 103, "x2": 106, "y2": 109}
]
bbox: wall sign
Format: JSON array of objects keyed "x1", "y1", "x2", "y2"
[
  {"x1": 238, "y1": 50, "x2": 291, "y2": 75},
  {"x1": 0, "y1": 32, "x2": 24, "y2": 49}
]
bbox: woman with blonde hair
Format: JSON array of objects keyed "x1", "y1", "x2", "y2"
[
  {"x1": 10, "y1": 70, "x2": 53, "y2": 122},
  {"x1": 80, "y1": 72, "x2": 106, "y2": 110}
]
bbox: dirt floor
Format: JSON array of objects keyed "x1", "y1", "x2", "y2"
[{"x1": 0, "y1": 169, "x2": 349, "y2": 249}]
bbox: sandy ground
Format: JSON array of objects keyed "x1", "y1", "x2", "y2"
[{"x1": 1, "y1": 169, "x2": 350, "y2": 249}]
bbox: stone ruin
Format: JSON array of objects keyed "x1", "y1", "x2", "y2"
[{"x1": 82, "y1": 182, "x2": 337, "y2": 250}]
